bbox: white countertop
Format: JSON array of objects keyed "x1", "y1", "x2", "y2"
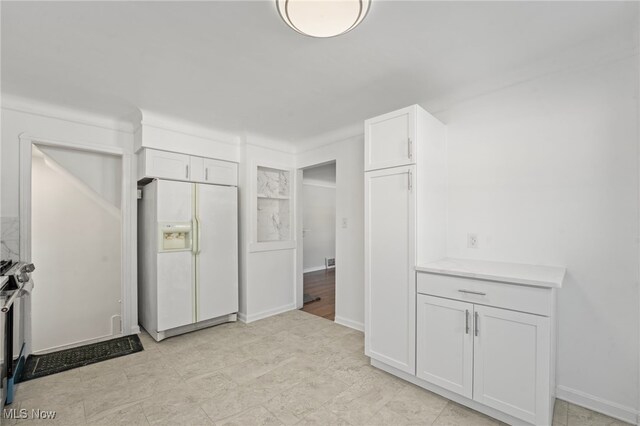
[{"x1": 416, "y1": 258, "x2": 565, "y2": 288}]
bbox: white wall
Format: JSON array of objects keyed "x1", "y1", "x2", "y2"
[
  {"x1": 297, "y1": 136, "x2": 365, "y2": 330},
  {"x1": 136, "y1": 110, "x2": 240, "y2": 162},
  {"x1": 439, "y1": 54, "x2": 639, "y2": 420},
  {"x1": 239, "y1": 139, "x2": 297, "y2": 322},
  {"x1": 31, "y1": 148, "x2": 121, "y2": 352},
  {"x1": 303, "y1": 163, "x2": 336, "y2": 272},
  {"x1": 39, "y1": 145, "x2": 122, "y2": 208},
  {"x1": 302, "y1": 184, "x2": 336, "y2": 272}
]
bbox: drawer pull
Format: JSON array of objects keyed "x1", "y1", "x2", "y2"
[
  {"x1": 458, "y1": 289, "x2": 486, "y2": 296},
  {"x1": 465, "y1": 309, "x2": 470, "y2": 334}
]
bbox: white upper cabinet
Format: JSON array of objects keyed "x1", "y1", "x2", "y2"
[
  {"x1": 138, "y1": 148, "x2": 238, "y2": 186},
  {"x1": 189, "y1": 156, "x2": 205, "y2": 182},
  {"x1": 141, "y1": 149, "x2": 190, "y2": 181},
  {"x1": 365, "y1": 165, "x2": 416, "y2": 374},
  {"x1": 473, "y1": 305, "x2": 550, "y2": 425},
  {"x1": 417, "y1": 294, "x2": 474, "y2": 399},
  {"x1": 203, "y1": 157, "x2": 238, "y2": 186},
  {"x1": 365, "y1": 105, "x2": 416, "y2": 171}
]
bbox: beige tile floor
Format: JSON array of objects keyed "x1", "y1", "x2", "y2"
[{"x1": 4, "y1": 310, "x2": 631, "y2": 425}]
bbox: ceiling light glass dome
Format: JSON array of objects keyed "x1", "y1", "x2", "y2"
[{"x1": 276, "y1": 0, "x2": 371, "y2": 38}]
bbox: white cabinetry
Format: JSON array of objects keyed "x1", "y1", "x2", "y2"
[
  {"x1": 140, "y1": 149, "x2": 190, "y2": 181},
  {"x1": 412, "y1": 259, "x2": 563, "y2": 426},
  {"x1": 473, "y1": 305, "x2": 550, "y2": 424},
  {"x1": 416, "y1": 280, "x2": 553, "y2": 425},
  {"x1": 365, "y1": 106, "x2": 416, "y2": 171},
  {"x1": 203, "y1": 158, "x2": 238, "y2": 186},
  {"x1": 138, "y1": 148, "x2": 238, "y2": 186},
  {"x1": 365, "y1": 165, "x2": 415, "y2": 374},
  {"x1": 417, "y1": 295, "x2": 473, "y2": 398},
  {"x1": 364, "y1": 105, "x2": 447, "y2": 376}
]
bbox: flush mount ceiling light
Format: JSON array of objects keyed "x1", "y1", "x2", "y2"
[{"x1": 276, "y1": 0, "x2": 371, "y2": 38}]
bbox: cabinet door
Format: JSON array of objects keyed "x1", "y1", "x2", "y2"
[
  {"x1": 196, "y1": 184, "x2": 239, "y2": 322},
  {"x1": 365, "y1": 165, "x2": 415, "y2": 374},
  {"x1": 204, "y1": 158, "x2": 238, "y2": 186},
  {"x1": 145, "y1": 149, "x2": 190, "y2": 181},
  {"x1": 365, "y1": 106, "x2": 415, "y2": 171},
  {"x1": 189, "y1": 156, "x2": 205, "y2": 183},
  {"x1": 417, "y1": 295, "x2": 473, "y2": 398},
  {"x1": 473, "y1": 305, "x2": 551, "y2": 425}
]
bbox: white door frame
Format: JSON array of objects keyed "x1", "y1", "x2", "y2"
[
  {"x1": 295, "y1": 160, "x2": 337, "y2": 310},
  {"x1": 19, "y1": 134, "x2": 138, "y2": 354}
]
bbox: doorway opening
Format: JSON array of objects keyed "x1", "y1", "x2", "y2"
[
  {"x1": 300, "y1": 162, "x2": 336, "y2": 320},
  {"x1": 30, "y1": 144, "x2": 123, "y2": 353}
]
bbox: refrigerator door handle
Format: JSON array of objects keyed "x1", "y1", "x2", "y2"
[
  {"x1": 195, "y1": 215, "x2": 202, "y2": 255},
  {"x1": 192, "y1": 217, "x2": 199, "y2": 255}
]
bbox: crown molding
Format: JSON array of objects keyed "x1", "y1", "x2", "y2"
[
  {"x1": 295, "y1": 123, "x2": 364, "y2": 154},
  {"x1": 139, "y1": 109, "x2": 241, "y2": 147},
  {"x1": 1, "y1": 94, "x2": 138, "y2": 133},
  {"x1": 240, "y1": 132, "x2": 297, "y2": 155}
]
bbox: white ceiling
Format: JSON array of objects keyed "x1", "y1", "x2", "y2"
[{"x1": 2, "y1": 1, "x2": 638, "y2": 147}]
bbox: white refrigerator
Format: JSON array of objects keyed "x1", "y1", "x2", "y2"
[{"x1": 138, "y1": 179, "x2": 238, "y2": 341}]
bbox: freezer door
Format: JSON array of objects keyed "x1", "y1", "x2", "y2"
[
  {"x1": 156, "y1": 180, "x2": 194, "y2": 331},
  {"x1": 196, "y1": 184, "x2": 239, "y2": 322}
]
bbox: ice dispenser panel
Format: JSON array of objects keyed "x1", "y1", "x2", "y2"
[{"x1": 158, "y1": 222, "x2": 192, "y2": 252}]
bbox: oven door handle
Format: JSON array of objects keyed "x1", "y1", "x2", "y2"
[{"x1": 1, "y1": 284, "x2": 24, "y2": 313}]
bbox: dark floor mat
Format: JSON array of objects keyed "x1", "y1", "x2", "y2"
[
  {"x1": 20, "y1": 335, "x2": 143, "y2": 382},
  {"x1": 303, "y1": 293, "x2": 321, "y2": 305}
]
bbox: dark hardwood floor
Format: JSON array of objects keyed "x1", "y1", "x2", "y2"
[{"x1": 301, "y1": 268, "x2": 335, "y2": 320}]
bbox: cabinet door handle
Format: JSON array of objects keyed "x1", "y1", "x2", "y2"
[
  {"x1": 205, "y1": 167, "x2": 209, "y2": 181},
  {"x1": 458, "y1": 289, "x2": 486, "y2": 296},
  {"x1": 474, "y1": 311, "x2": 479, "y2": 336},
  {"x1": 408, "y1": 138, "x2": 413, "y2": 160},
  {"x1": 408, "y1": 170, "x2": 412, "y2": 191},
  {"x1": 465, "y1": 309, "x2": 470, "y2": 334},
  {"x1": 185, "y1": 165, "x2": 189, "y2": 179}
]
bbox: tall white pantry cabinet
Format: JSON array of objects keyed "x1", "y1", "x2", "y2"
[
  {"x1": 364, "y1": 105, "x2": 561, "y2": 426},
  {"x1": 364, "y1": 105, "x2": 447, "y2": 374}
]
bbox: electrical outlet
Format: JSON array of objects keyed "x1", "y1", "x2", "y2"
[{"x1": 467, "y1": 233, "x2": 478, "y2": 249}]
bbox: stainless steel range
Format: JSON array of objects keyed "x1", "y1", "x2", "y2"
[{"x1": 0, "y1": 260, "x2": 34, "y2": 409}]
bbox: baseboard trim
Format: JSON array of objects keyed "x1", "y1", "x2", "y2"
[
  {"x1": 334, "y1": 316, "x2": 364, "y2": 332},
  {"x1": 34, "y1": 332, "x2": 123, "y2": 355},
  {"x1": 556, "y1": 385, "x2": 638, "y2": 425},
  {"x1": 303, "y1": 266, "x2": 326, "y2": 273},
  {"x1": 242, "y1": 303, "x2": 297, "y2": 323}
]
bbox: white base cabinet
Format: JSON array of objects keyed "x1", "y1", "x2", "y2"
[
  {"x1": 473, "y1": 305, "x2": 550, "y2": 424},
  {"x1": 414, "y1": 270, "x2": 559, "y2": 426},
  {"x1": 417, "y1": 295, "x2": 474, "y2": 399},
  {"x1": 417, "y1": 293, "x2": 552, "y2": 425}
]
